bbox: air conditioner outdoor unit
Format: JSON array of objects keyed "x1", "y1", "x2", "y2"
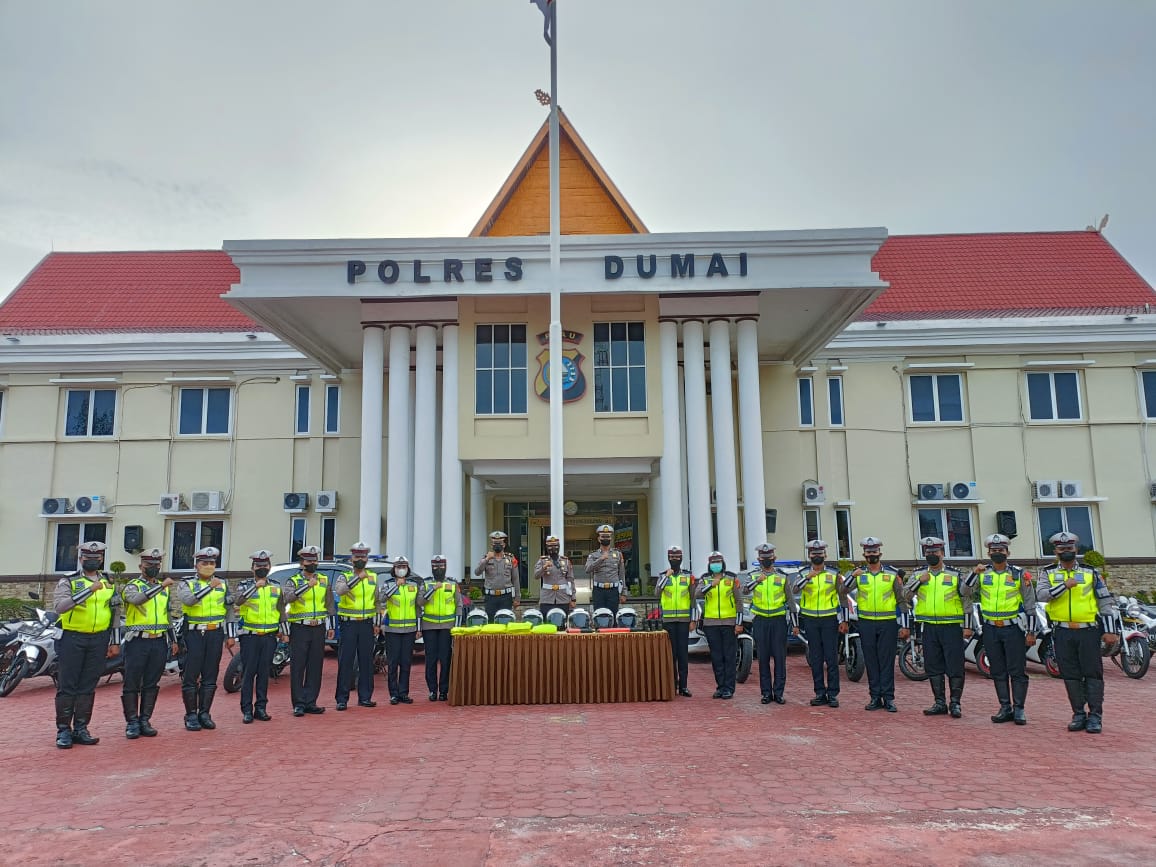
[
  {"x1": 74, "y1": 495, "x2": 106, "y2": 515},
  {"x1": 802, "y1": 483, "x2": 825, "y2": 505},
  {"x1": 283, "y1": 492, "x2": 309, "y2": 513},
  {"x1": 159, "y1": 492, "x2": 185, "y2": 512},
  {"x1": 315, "y1": 491, "x2": 337, "y2": 513},
  {"x1": 917, "y1": 483, "x2": 945, "y2": 501},
  {"x1": 1032, "y1": 480, "x2": 1059, "y2": 500},
  {"x1": 946, "y1": 481, "x2": 979, "y2": 501},
  {"x1": 189, "y1": 490, "x2": 224, "y2": 511},
  {"x1": 41, "y1": 497, "x2": 73, "y2": 516},
  {"x1": 1059, "y1": 480, "x2": 1083, "y2": 499}
]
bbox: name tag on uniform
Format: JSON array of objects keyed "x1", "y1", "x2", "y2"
[
  {"x1": 858, "y1": 576, "x2": 869, "y2": 586},
  {"x1": 1004, "y1": 577, "x2": 1016, "y2": 586},
  {"x1": 942, "y1": 577, "x2": 953, "y2": 586},
  {"x1": 773, "y1": 578, "x2": 783, "y2": 587},
  {"x1": 982, "y1": 576, "x2": 993, "y2": 586},
  {"x1": 824, "y1": 576, "x2": 834, "y2": 585}
]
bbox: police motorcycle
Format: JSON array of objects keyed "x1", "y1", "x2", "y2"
[
  {"x1": 962, "y1": 603, "x2": 991, "y2": 679},
  {"x1": 1105, "y1": 596, "x2": 1150, "y2": 679},
  {"x1": 837, "y1": 594, "x2": 865, "y2": 683},
  {"x1": 1128, "y1": 598, "x2": 1156, "y2": 654},
  {"x1": 971, "y1": 601, "x2": 1062, "y2": 679},
  {"x1": 686, "y1": 608, "x2": 755, "y2": 684},
  {"x1": 224, "y1": 635, "x2": 291, "y2": 693},
  {"x1": 898, "y1": 620, "x2": 929, "y2": 681},
  {"x1": 0, "y1": 604, "x2": 41, "y2": 678}
]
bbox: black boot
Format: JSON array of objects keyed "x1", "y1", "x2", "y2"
[
  {"x1": 122, "y1": 694, "x2": 141, "y2": 739},
  {"x1": 71, "y1": 694, "x2": 100, "y2": 745},
  {"x1": 1063, "y1": 678, "x2": 1087, "y2": 717},
  {"x1": 923, "y1": 676, "x2": 948, "y2": 715},
  {"x1": 1085, "y1": 713, "x2": 1103, "y2": 734},
  {"x1": 948, "y1": 676, "x2": 964, "y2": 718},
  {"x1": 992, "y1": 679, "x2": 1012, "y2": 722},
  {"x1": 183, "y1": 688, "x2": 202, "y2": 731},
  {"x1": 138, "y1": 688, "x2": 159, "y2": 737},
  {"x1": 55, "y1": 695, "x2": 74, "y2": 749},
  {"x1": 1067, "y1": 711, "x2": 1088, "y2": 732},
  {"x1": 991, "y1": 705, "x2": 1015, "y2": 723},
  {"x1": 198, "y1": 684, "x2": 217, "y2": 730}
]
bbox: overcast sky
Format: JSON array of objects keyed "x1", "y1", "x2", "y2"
[{"x1": 1, "y1": 0, "x2": 1154, "y2": 297}]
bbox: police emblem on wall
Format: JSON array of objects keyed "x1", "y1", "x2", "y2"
[{"x1": 534, "y1": 330, "x2": 586, "y2": 403}]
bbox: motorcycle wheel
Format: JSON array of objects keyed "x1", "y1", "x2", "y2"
[
  {"x1": 846, "y1": 636, "x2": 865, "y2": 682},
  {"x1": 1042, "y1": 639, "x2": 1062, "y2": 678},
  {"x1": 223, "y1": 654, "x2": 243, "y2": 694},
  {"x1": 1121, "y1": 637, "x2": 1151, "y2": 679},
  {"x1": 0, "y1": 657, "x2": 28, "y2": 697},
  {"x1": 899, "y1": 642, "x2": 929, "y2": 681},
  {"x1": 735, "y1": 637, "x2": 753, "y2": 684},
  {"x1": 975, "y1": 648, "x2": 993, "y2": 679}
]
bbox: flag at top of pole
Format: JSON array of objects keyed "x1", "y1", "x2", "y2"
[{"x1": 531, "y1": 0, "x2": 555, "y2": 46}]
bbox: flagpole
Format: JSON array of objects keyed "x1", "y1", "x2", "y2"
[{"x1": 547, "y1": 0, "x2": 564, "y2": 551}]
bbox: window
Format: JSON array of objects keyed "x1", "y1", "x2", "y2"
[
  {"x1": 1037, "y1": 506, "x2": 1094, "y2": 556},
  {"x1": 827, "y1": 377, "x2": 844, "y2": 427},
  {"x1": 290, "y1": 516, "x2": 307, "y2": 560},
  {"x1": 916, "y1": 508, "x2": 974, "y2": 558},
  {"x1": 64, "y1": 389, "x2": 116, "y2": 437},
  {"x1": 835, "y1": 508, "x2": 852, "y2": 560},
  {"x1": 594, "y1": 322, "x2": 646, "y2": 413},
  {"x1": 321, "y1": 516, "x2": 337, "y2": 559},
  {"x1": 325, "y1": 384, "x2": 341, "y2": 434},
  {"x1": 475, "y1": 324, "x2": 527, "y2": 415},
  {"x1": 295, "y1": 385, "x2": 310, "y2": 435},
  {"x1": 798, "y1": 378, "x2": 814, "y2": 426},
  {"x1": 908, "y1": 374, "x2": 963, "y2": 423},
  {"x1": 53, "y1": 523, "x2": 107, "y2": 572},
  {"x1": 170, "y1": 520, "x2": 225, "y2": 570},
  {"x1": 0, "y1": 389, "x2": 5, "y2": 435},
  {"x1": 178, "y1": 388, "x2": 232, "y2": 435},
  {"x1": 1026, "y1": 371, "x2": 1081, "y2": 421},
  {"x1": 1141, "y1": 371, "x2": 1156, "y2": 419},
  {"x1": 803, "y1": 508, "x2": 821, "y2": 545}
]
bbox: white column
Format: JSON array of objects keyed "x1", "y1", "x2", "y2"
[
  {"x1": 412, "y1": 324, "x2": 438, "y2": 571},
  {"x1": 682, "y1": 320, "x2": 712, "y2": 573},
  {"x1": 407, "y1": 368, "x2": 417, "y2": 557},
  {"x1": 679, "y1": 365, "x2": 690, "y2": 551},
  {"x1": 385, "y1": 325, "x2": 412, "y2": 558},
  {"x1": 647, "y1": 473, "x2": 664, "y2": 589},
  {"x1": 736, "y1": 318, "x2": 767, "y2": 559},
  {"x1": 709, "y1": 319, "x2": 740, "y2": 568},
  {"x1": 469, "y1": 476, "x2": 486, "y2": 579},
  {"x1": 658, "y1": 319, "x2": 684, "y2": 555},
  {"x1": 359, "y1": 326, "x2": 385, "y2": 552},
  {"x1": 439, "y1": 325, "x2": 463, "y2": 579}
]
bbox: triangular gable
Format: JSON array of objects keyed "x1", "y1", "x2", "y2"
[{"x1": 471, "y1": 109, "x2": 647, "y2": 237}]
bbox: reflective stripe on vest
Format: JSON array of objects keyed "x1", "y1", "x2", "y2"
[
  {"x1": 702, "y1": 578, "x2": 737, "y2": 620},
  {"x1": 798, "y1": 571, "x2": 840, "y2": 617},
  {"x1": 1044, "y1": 568, "x2": 1098, "y2": 624},
  {"x1": 239, "y1": 585, "x2": 281, "y2": 632},
  {"x1": 979, "y1": 571, "x2": 1024, "y2": 620},
  {"x1": 422, "y1": 582, "x2": 457, "y2": 624},
  {"x1": 61, "y1": 577, "x2": 114, "y2": 633},
  {"x1": 337, "y1": 571, "x2": 377, "y2": 619},
  {"x1": 386, "y1": 584, "x2": 419, "y2": 629},
  {"x1": 124, "y1": 580, "x2": 170, "y2": 632},
  {"x1": 750, "y1": 573, "x2": 788, "y2": 617},
  {"x1": 856, "y1": 571, "x2": 897, "y2": 621},
  {"x1": 183, "y1": 580, "x2": 227, "y2": 624},
  {"x1": 286, "y1": 573, "x2": 329, "y2": 622},
  {"x1": 660, "y1": 574, "x2": 693, "y2": 620},
  {"x1": 913, "y1": 571, "x2": 965, "y2": 624}
]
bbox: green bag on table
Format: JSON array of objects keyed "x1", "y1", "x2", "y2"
[
  {"x1": 506, "y1": 622, "x2": 532, "y2": 634},
  {"x1": 530, "y1": 623, "x2": 558, "y2": 634},
  {"x1": 480, "y1": 623, "x2": 507, "y2": 634},
  {"x1": 450, "y1": 626, "x2": 480, "y2": 636}
]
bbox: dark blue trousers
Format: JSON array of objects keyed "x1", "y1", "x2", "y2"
[
  {"x1": 801, "y1": 615, "x2": 839, "y2": 699},
  {"x1": 335, "y1": 618, "x2": 375, "y2": 704}
]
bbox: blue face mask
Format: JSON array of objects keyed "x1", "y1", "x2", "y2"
[{"x1": 709, "y1": 562, "x2": 723, "y2": 574}]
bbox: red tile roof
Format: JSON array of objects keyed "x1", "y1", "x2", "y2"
[
  {"x1": 0, "y1": 251, "x2": 254, "y2": 334},
  {"x1": 865, "y1": 231, "x2": 1155, "y2": 320}
]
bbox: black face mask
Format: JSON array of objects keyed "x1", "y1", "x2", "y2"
[
  {"x1": 143, "y1": 566, "x2": 160, "y2": 579},
  {"x1": 668, "y1": 559, "x2": 683, "y2": 572},
  {"x1": 599, "y1": 538, "x2": 612, "y2": 548},
  {"x1": 82, "y1": 559, "x2": 102, "y2": 573},
  {"x1": 865, "y1": 555, "x2": 881, "y2": 564},
  {"x1": 492, "y1": 543, "x2": 504, "y2": 553},
  {"x1": 990, "y1": 553, "x2": 1008, "y2": 565},
  {"x1": 926, "y1": 554, "x2": 942, "y2": 567},
  {"x1": 432, "y1": 567, "x2": 447, "y2": 579},
  {"x1": 810, "y1": 555, "x2": 825, "y2": 566},
  {"x1": 302, "y1": 562, "x2": 317, "y2": 573},
  {"x1": 254, "y1": 567, "x2": 270, "y2": 579},
  {"x1": 758, "y1": 558, "x2": 776, "y2": 569},
  {"x1": 546, "y1": 548, "x2": 560, "y2": 559},
  {"x1": 352, "y1": 559, "x2": 367, "y2": 570},
  {"x1": 1059, "y1": 551, "x2": 1077, "y2": 563}
]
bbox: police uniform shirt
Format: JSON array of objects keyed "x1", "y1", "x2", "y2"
[
  {"x1": 534, "y1": 555, "x2": 575, "y2": 604},
  {"x1": 902, "y1": 566, "x2": 975, "y2": 612},
  {"x1": 694, "y1": 571, "x2": 742, "y2": 627},
  {"x1": 380, "y1": 576, "x2": 424, "y2": 633},
  {"x1": 584, "y1": 546, "x2": 626, "y2": 593},
  {"x1": 791, "y1": 564, "x2": 844, "y2": 616},
  {"x1": 743, "y1": 566, "x2": 799, "y2": 628},
  {"x1": 121, "y1": 577, "x2": 175, "y2": 639},
  {"x1": 1034, "y1": 564, "x2": 1119, "y2": 632},
  {"x1": 961, "y1": 564, "x2": 1037, "y2": 632},
  {"x1": 841, "y1": 565, "x2": 911, "y2": 627},
  {"x1": 473, "y1": 551, "x2": 518, "y2": 594},
  {"x1": 234, "y1": 578, "x2": 286, "y2": 634},
  {"x1": 173, "y1": 575, "x2": 239, "y2": 636},
  {"x1": 53, "y1": 572, "x2": 122, "y2": 642}
]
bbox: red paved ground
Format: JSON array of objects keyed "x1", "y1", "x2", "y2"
[{"x1": 2, "y1": 649, "x2": 1155, "y2": 866}]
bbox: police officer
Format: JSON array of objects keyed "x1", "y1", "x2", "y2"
[
  {"x1": 120, "y1": 548, "x2": 175, "y2": 739},
  {"x1": 421, "y1": 554, "x2": 461, "y2": 702},
  {"x1": 381, "y1": 556, "x2": 421, "y2": 705},
  {"x1": 964, "y1": 533, "x2": 1037, "y2": 725},
  {"x1": 282, "y1": 544, "x2": 334, "y2": 717},
  {"x1": 333, "y1": 542, "x2": 381, "y2": 711},
  {"x1": 655, "y1": 544, "x2": 696, "y2": 698},
  {"x1": 235, "y1": 550, "x2": 284, "y2": 724},
  {"x1": 475, "y1": 531, "x2": 520, "y2": 621},
  {"x1": 585, "y1": 524, "x2": 626, "y2": 616},
  {"x1": 904, "y1": 536, "x2": 973, "y2": 718},
  {"x1": 1036, "y1": 531, "x2": 1119, "y2": 734},
  {"x1": 744, "y1": 542, "x2": 796, "y2": 705},
  {"x1": 696, "y1": 551, "x2": 742, "y2": 699},
  {"x1": 535, "y1": 535, "x2": 575, "y2": 619},
  {"x1": 843, "y1": 537, "x2": 909, "y2": 713},
  {"x1": 174, "y1": 546, "x2": 234, "y2": 731},
  {"x1": 52, "y1": 540, "x2": 121, "y2": 748},
  {"x1": 792, "y1": 539, "x2": 845, "y2": 708}
]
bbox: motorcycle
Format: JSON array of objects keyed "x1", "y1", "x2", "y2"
[
  {"x1": 836, "y1": 596, "x2": 865, "y2": 683},
  {"x1": 686, "y1": 607, "x2": 755, "y2": 684},
  {"x1": 1124, "y1": 598, "x2": 1156, "y2": 654},
  {"x1": 0, "y1": 603, "x2": 123, "y2": 696},
  {"x1": 224, "y1": 635, "x2": 292, "y2": 693},
  {"x1": 1105, "y1": 597, "x2": 1151, "y2": 679},
  {"x1": 898, "y1": 620, "x2": 929, "y2": 681}
]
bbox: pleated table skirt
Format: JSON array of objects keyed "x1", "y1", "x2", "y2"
[{"x1": 448, "y1": 632, "x2": 675, "y2": 706}]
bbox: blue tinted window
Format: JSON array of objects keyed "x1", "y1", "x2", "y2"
[
  {"x1": 910, "y1": 376, "x2": 935, "y2": 422},
  {"x1": 296, "y1": 386, "x2": 310, "y2": 434},
  {"x1": 205, "y1": 389, "x2": 230, "y2": 434},
  {"x1": 325, "y1": 385, "x2": 340, "y2": 434},
  {"x1": 1054, "y1": 372, "x2": 1080, "y2": 419},
  {"x1": 65, "y1": 390, "x2": 90, "y2": 436},
  {"x1": 828, "y1": 378, "x2": 843, "y2": 426},
  {"x1": 1027, "y1": 373, "x2": 1054, "y2": 420},
  {"x1": 494, "y1": 368, "x2": 510, "y2": 414},
  {"x1": 594, "y1": 322, "x2": 646, "y2": 412},
  {"x1": 179, "y1": 389, "x2": 203, "y2": 434},
  {"x1": 798, "y1": 379, "x2": 813, "y2": 426},
  {"x1": 91, "y1": 390, "x2": 115, "y2": 435},
  {"x1": 1144, "y1": 371, "x2": 1156, "y2": 418},
  {"x1": 936, "y1": 375, "x2": 963, "y2": 421},
  {"x1": 510, "y1": 370, "x2": 527, "y2": 414},
  {"x1": 475, "y1": 324, "x2": 527, "y2": 415},
  {"x1": 475, "y1": 370, "x2": 493, "y2": 414}
]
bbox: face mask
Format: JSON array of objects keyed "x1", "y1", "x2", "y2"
[
  {"x1": 352, "y1": 559, "x2": 367, "y2": 570},
  {"x1": 492, "y1": 543, "x2": 504, "y2": 552},
  {"x1": 990, "y1": 553, "x2": 1008, "y2": 565},
  {"x1": 668, "y1": 559, "x2": 683, "y2": 572},
  {"x1": 394, "y1": 567, "x2": 408, "y2": 578},
  {"x1": 709, "y1": 562, "x2": 723, "y2": 574},
  {"x1": 600, "y1": 538, "x2": 612, "y2": 547},
  {"x1": 758, "y1": 558, "x2": 776, "y2": 569},
  {"x1": 1059, "y1": 551, "x2": 1077, "y2": 563},
  {"x1": 302, "y1": 562, "x2": 317, "y2": 573},
  {"x1": 254, "y1": 567, "x2": 270, "y2": 579},
  {"x1": 196, "y1": 563, "x2": 215, "y2": 575},
  {"x1": 432, "y1": 567, "x2": 446, "y2": 579},
  {"x1": 926, "y1": 554, "x2": 942, "y2": 567},
  {"x1": 82, "y1": 559, "x2": 103, "y2": 573},
  {"x1": 810, "y1": 555, "x2": 825, "y2": 565},
  {"x1": 143, "y1": 565, "x2": 160, "y2": 579},
  {"x1": 546, "y1": 548, "x2": 559, "y2": 558},
  {"x1": 865, "y1": 555, "x2": 881, "y2": 565}
]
